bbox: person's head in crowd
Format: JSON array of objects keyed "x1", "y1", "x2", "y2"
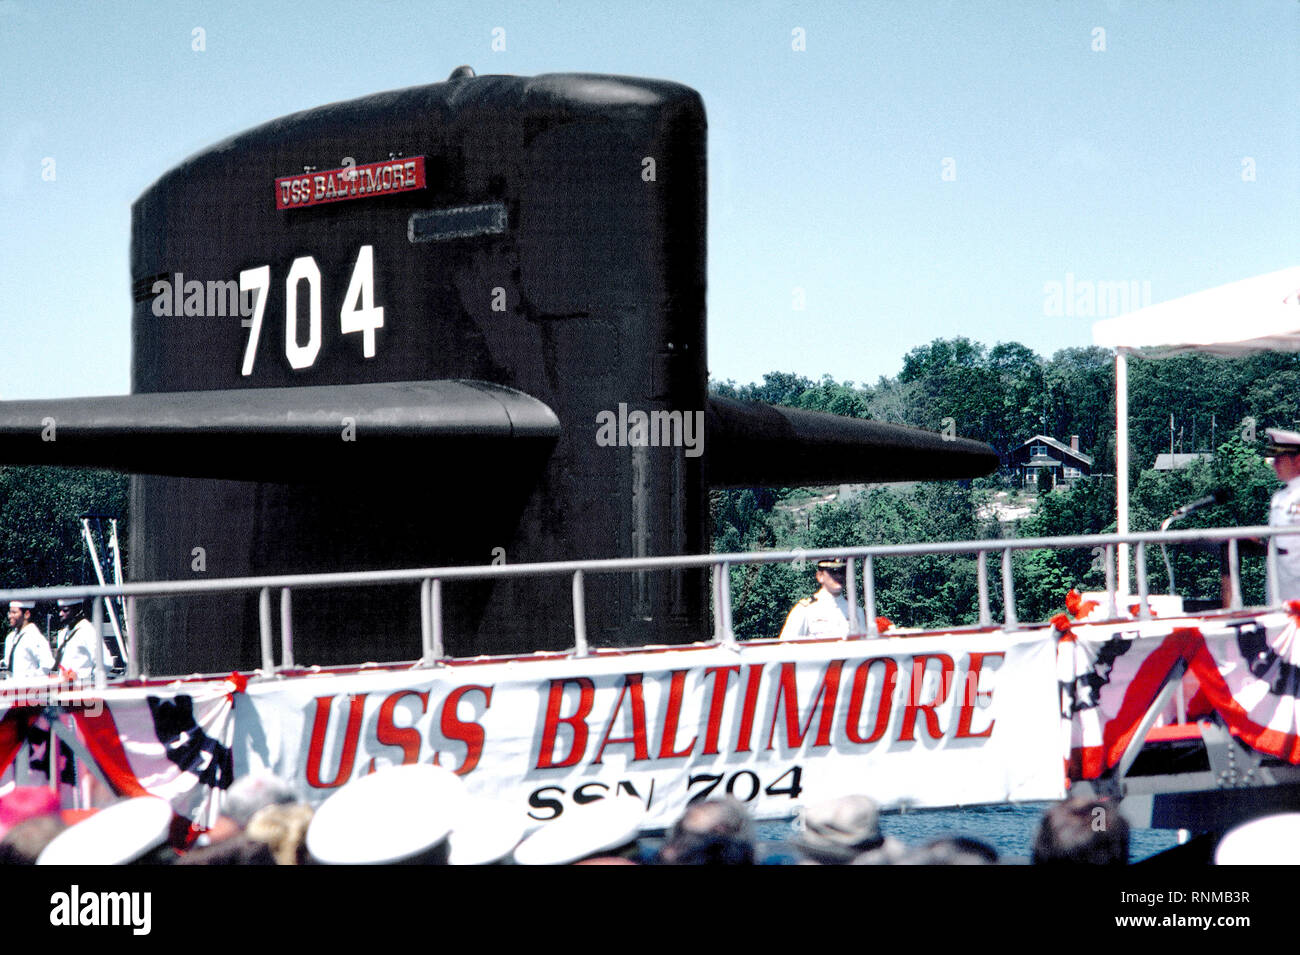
[
  {"x1": 7, "y1": 600, "x2": 35, "y2": 633},
  {"x1": 176, "y1": 835, "x2": 278, "y2": 865},
  {"x1": 794, "y1": 794, "x2": 903, "y2": 865},
  {"x1": 894, "y1": 835, "x2": 999, "y2": 865},
  {"x1": 658, "y1": 797, "x2": 756, "y2": 865},
  {"x1": 1267, "y1": 429, "x2": 1300, "y2": 483},
  {"x1": 0, "y1": 786, "x2": 60, "y2": 839},
  {"x1": 1032, "y1": 797, "x2": 1129, "y2": 865},
  {"x1": 0, "y1": 815, "x2": 67, "y2": 865},
  {"x1": 56, "y1": 597, "x2": 87, "y2": 627},
  {"x1": 223, "y1": 770, "x2": 298, "y2": 830},
  {"x1": 246, "y1": 802, "x2": 314, "y2": 865},
  {"x1": 815, "y1": 559, "x2": 847, "y2": 597}
]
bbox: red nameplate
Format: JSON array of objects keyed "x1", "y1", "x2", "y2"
[{"x1": 275, "y1": 156, "x2": 426, "y2": 210}]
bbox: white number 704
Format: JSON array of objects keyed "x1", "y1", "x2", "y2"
[{"x1": 238, "y1": 244, "x2": 384, "y2": 376}]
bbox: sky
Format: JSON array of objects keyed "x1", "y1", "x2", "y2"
[{"x1": 1, "y1": 0, "x2": 1296, "y2": 400}]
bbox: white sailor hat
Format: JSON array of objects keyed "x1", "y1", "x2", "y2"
[
  {"x1": 8, "y1": 600, "x2": 35, "y2": 610},
  {"x1": 37, "y1": 796, "x2": 174, "y2": 865},
  {"x1": 448, "y1": 797, "x2": 529, "y2": 865},
  {"x1": 1214, "y1": 812, "x2": 1300, "y2": 865},
  {"x1": 512, "y1": 795, "x2": 645, "y2": 865},
  {"x1": 305, "y1": 763, "x2": 468, "y2": 865},
  {"x1": 1266, "y1": 429, "x2": 1300, "y2": 454}
]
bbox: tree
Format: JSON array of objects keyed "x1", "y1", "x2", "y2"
[
  {"x1": 0, "y1": 467, "x2": 130, "y2": 589},
  {"x1": 1043, "y1": 347, "x2": 1114, "y2": 472}
]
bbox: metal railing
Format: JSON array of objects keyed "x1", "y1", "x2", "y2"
[{"x1": 0, "y1": 525, "x2": 1287, "y2": 684}]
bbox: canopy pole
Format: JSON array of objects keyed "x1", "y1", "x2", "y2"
[{"x1": 1116, "y1": 351, "x2": 1130, "y2": 593}]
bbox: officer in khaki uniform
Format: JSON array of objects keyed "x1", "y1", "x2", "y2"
[
  {"x1": 1266, "y1": 429, "x2": 1300, "y2": 602},
  {"x1": 779, "y1": 558, "x2": 866, "y2": 639}
]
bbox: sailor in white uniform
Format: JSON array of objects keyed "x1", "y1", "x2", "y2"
[
  {"x1": 779, "y1": 559, "x2": 866, "y2": 639},
  {"x1": 54, "y1": 597, "x2": 100, "y2": 679},
  {"x1": 1266, "y1": 429, "x2": 1300, "y2": 603},
  {"x1": 4, "y1": 600, "x2": 53, "y2": 681}
]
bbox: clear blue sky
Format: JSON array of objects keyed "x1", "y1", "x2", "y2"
[{"x1": 1, "y1": 0, "x2": 1296, "y2": 400}]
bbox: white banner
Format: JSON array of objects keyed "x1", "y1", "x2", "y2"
[
  {"x1": 2, "y1": 632, "x2": 1065, "y2": 830},
  {"x1": 239, "y1": 632, "x2": 1064, "y2": 829}
]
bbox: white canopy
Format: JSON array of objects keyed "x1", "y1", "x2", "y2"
[
  {"x1": 1091, "y1": 266, "x2": 1300, "y2": 592},
  {"x1": 1093, "y1": 266, "x2": 1300, "y2": 356}
]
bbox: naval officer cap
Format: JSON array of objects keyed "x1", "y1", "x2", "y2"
[
  {"x1": 306, "y1": 763, "x2": 468, "y2": 865},
  {"x1": 512, "y1": 795, "x2": 646, "y2": 865},
  {"x1": 816, "y1": 559, "x2": 847, "y2": 572},
  {"x1": 56, "y1": 597, "x2": 85, "y2": 608},
  {"x1": 37, "y1": 796, "x2": 174, "y2": 865},
  {"x1": 1266, "y1": 429, "x2": 1300, "y2": 455},
  {"x1": 1214, "y1": 812, "x2": 1300, "y2": 864}
]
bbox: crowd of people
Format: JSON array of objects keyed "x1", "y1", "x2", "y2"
[{"x1": 0, "y1": 762, "x2": 1144, "y2": 865}]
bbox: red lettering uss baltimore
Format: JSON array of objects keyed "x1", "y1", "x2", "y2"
[
  {"x1": 275, "y1": 157, "x2": 426, "y2": 210},
  {"x1": 302, "y1": 652, "x2": 1002, "y2": 788}
]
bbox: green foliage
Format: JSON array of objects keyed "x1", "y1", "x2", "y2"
[
  {"x1": 1015, "y1": 477, "x2": 1116, "y2": 620},
  {"x1": 709, "y1": 339, "x2": 1300, "y2": 633},
  {"x1": 715, "y1": 482, "x2": 996, "y2": 637},
  {"x1": 1127, "y1": 438, "x2": 1274, "y2": 605},
  {"x1": 710, "y1": 372, "x2": 871, "y2": 418},
  {"x1": 1124, "y1": 351, "x2": 1300, "y2": 484},
  {"x1": 0, "y1": 467, "x2": 129, "y2": 589}
]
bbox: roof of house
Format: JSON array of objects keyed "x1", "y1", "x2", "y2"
[
  {"x1": 1024, "y1": 454, "x2": 1062, "y2": 467},
  {"x1": 1016, "y1": 435, "x2": 1094, "y2": 467}
]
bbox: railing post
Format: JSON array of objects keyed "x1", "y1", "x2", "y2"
[
  {"x1": 976, "y1": 550, "x2": 991, "y2": 627},
  {"x1": 1001, "y1": 547, "x2": 1018, "y2": 629},
  {"x1": 712, "y1": 564, "x2": 723, "y2": 643},
  {"x1": 417, "y1": 579, "x2": 444, "y2": 662},
  {"x1": 1267, "y1": 536, "x2": 1280, "y2": 606},
  {"x1": 92, "y1": 596, "x2": 105, "y2": 691},
  {"x1": 1104, "y1": 544, "x2": 1117, "y2": 619},
  {"x1": 1228, "y1": 538, "x2": 1243, "y2": 610},
  {"x1": 719, "y1": 561, "x2": 736, "y2": 647},
  {"x1": 1135, "y1": 543, "x2": 1151, "y2": 619},
  {"x1": 279, "y1": 588, "x2": 294, "y2": 669},
  {"x1": 258, "y1": 586, "x2": 275, "y2": 674},
  {"x1": 420, "y1": 577, "x2": 432, "y2": 663},
  {"x1": 572, "y1": 571, "x2": 589, "y2": 656},
  {"x1": 845, "y1": 558, "x2": 859, "y2": 635},
  {"x1": 126, "y1": 595, "x2": 139, "y2": 680},
  {"x1": 864, "y1": 555, "x2": 878, "y2": 637},
  {"x1": 431, "y1": 579, "x2": 444, "y2": 660}
]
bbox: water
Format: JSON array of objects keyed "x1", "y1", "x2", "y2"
[{"x1": 756, "y1": 802, "x2": 1182, "y2": 863}]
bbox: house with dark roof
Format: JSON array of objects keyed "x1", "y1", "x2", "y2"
[{"x1": 1009, "y1": 435, "x2": 1094, "y2": 489}]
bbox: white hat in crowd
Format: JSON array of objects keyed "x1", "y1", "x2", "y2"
[
  {"x1": 306, "y1": 763, "x2": 467, "y2": 864},
  {"x1": 37, "y1": 796, "x2": 173, "y2": 865},
  {"x1": 512, "y1": 795, "x2": 645, "y2": 865}
]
